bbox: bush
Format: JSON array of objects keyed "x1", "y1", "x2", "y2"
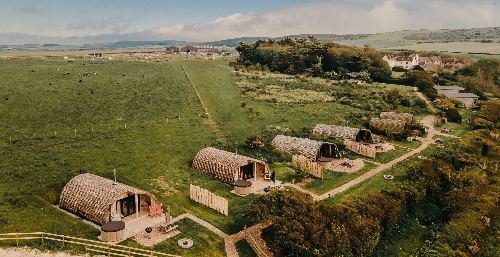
[
  {"x1": 434, "y1": 98, "x2": 455, "y2": 111},
  {"x1": 446, "y1": 109, "x2": 462, "y2": 123},
  {"x1": 474, "y1": 118, "x2": 494, "y2": 130},
  {"x1": 293, "y1": 161, "x2": 311, "y2": 179},
  {"x1": 245, "y1": 135, "x2": 265, "y2": 149},
  {"x1": 392, "y1": 66, "x2": 407, "y2": 72}
]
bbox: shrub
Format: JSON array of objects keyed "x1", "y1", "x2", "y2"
[
  {"x1": 434, "y1": 98, "x2": 455, "y2": 111},
  {"x1": 473, "y1": 118, "x2": 494, "y2": 130},
  {"x1": 392, "y1": 66, "x2": 407, "y2": 72},
  {"x1": 446, "y1": 109, "x2": 462, "y2": 123},
  {"x1": 293, "y1": 161, "x2": 311, "y2": 179},
  {"x1": 245, "y1": 135, "x2": 265, "y2": 149}
]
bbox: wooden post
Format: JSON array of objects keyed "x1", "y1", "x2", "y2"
[
  {"x1": 62, "y1": 235, "x2": 65, "y2": 247},
  {"x1": 92, "y1": 126, "x2": 94, "y2": 132},
  {"x1": 151, "y1": 250, "x2": 153, "y2": 257},
  {"x1": 74, "y1": 129, "x2": 76, "y2": 135},
  {"x1": 108, "y1": 244, "x2": 111, "y2": 257},
  {"x1": 16, "y1": 233, "x2": 18, "y2": 246},
  {"x1": 85, "y1": 240, "x2": 87, "y2": 253},
  {"x1": 124, "y1": 124, "x2": 126, "y2": 129},
  {"x1": 54, "y1": 131, "x2": 57, "y2": 136},
  {"x1": 128, "y1": 247, "x2": 131, "y2": 256},
  {"x1": 166, "y1": 118, "x2": 168, "y2": 123},
  {"x1": 42, "y1": 232, "x2": 44, "y2": 244}
]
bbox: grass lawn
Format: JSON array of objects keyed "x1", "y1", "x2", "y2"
[
  {"x1": 269, "y1": 163, "x2": 295, "y2": 184},
  {"x1": 348, "y1": 144, "x2": 412, "y2": 164},
  {"x1": 302, "y1": 162, "x2": 378, "y2": 195},
  {"x1": 236, "y1": 239, "x2": 258, "y2": 257},
  {"x1": 323, "y1": 158, "x2": 412, "y2": 204},
  {"x1": 389, "y1": 140, "x2": 422, "y2": 149}
]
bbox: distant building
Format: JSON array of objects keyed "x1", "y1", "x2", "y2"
[
  {"x1": 166, "y1": 45, "x2": 219, "y2": 54},
  {"x1": 383, "y1": 54, "x2": 419, "y2": 69},
  {"x1": 442, "y1": 92, "x2": 479, "y2": 107},
  {"x1": 433, "y1": 85, "x2": 465, "y2": 95}
]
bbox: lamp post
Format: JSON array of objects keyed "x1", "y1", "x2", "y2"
[{"x1": 113, "y1": 169, "x2": 117, "y2": 185}]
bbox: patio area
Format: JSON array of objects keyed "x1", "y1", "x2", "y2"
[{"x1": 98, "y1": 210, "x2": 168, "y2": 244}]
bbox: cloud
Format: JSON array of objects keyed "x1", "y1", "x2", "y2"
[
  {"x1": 66, "y1": 17, "x2": 130, "y2": 33},
  {"x1": 3, "y1": 0, "x2": 500, "y2": 45},
  {"x1": 144, "y1": 0, "x2": 500, "y2": 42}
]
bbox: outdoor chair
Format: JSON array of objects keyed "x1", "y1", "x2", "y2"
[
  {"x1": 110, "y1": 212, "x2": 124, "y2": 221},
  {"x1": 156, "y1": 203, "x2": 163, "y2": 216},
  {"x1": 149, "y1": 205, "x2": 157, "y2": 216}
]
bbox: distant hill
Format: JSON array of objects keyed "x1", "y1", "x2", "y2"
[{"x1": 2, "y1": 27, "x2": 500, "y2": 54}]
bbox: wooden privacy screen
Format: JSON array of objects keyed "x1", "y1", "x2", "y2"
[
  {"x1": 190, "y1": 184, "x2": 228, "y2": 216},
  {"x1": 344, "y1": 140, "x2": 377, "y2": 158},
  {"x1": 292, "y1": 155, "x2": 323, "y2": 179}
]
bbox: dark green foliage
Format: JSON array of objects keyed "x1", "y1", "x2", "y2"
[
  {"x1": 248, "y1": 190, "x2": 403, "y2": 257},
  {"x1": 392, "y1": 66, "x2": 406, "y2": 72},
  {"x1": 236, "y1": 39, "x2": 391, "y2": 81},
  {"x1": 446, "y1": 109, "x2": 462, "y2": 123}
]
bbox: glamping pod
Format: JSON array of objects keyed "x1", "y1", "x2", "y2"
[
  {"x1": 312, "y1": 124, "x2": 372, "y2": 142},
  {"x1": 271, "y1": 135, "x2": 340, "y2": 161},
  {"x1": 370, "y1": 118, "x2": 406, "y2": 132},
  {"x1": 192, "y1": 147, "x2": 270, "y2": 185},
  {"x1": 59, "y1": 173, "x2": 158, "y2": 225}
]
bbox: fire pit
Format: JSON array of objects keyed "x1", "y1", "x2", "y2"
[{"x1": 178, "y1": 238, "x2": 194, "y2": 248}]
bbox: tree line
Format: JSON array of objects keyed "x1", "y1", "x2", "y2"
[{"x1": 235, "y1": 36, "x2": 392, "y2": 82}]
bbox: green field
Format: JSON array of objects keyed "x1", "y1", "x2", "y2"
[{"x1": 0, "y1": 56, "x2": 434, "y2": 255}]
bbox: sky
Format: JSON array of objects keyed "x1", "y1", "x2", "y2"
[{"x1": 1, "y1": 0, "x2": 500, "y2": 45}]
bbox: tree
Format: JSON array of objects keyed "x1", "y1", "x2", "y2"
[{"x1": 480, "y1": 99, "x2": 500, "y2": 128}]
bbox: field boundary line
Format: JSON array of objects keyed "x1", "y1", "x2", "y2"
[{"x1": 181, "y1": 64, "x2": 210, "y2": 118}]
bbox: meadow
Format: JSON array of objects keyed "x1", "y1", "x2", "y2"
[{"x1": 0, "y1": 55, "x2": 445, "y2": 256}]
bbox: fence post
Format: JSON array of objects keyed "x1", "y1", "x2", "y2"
[
  {"x1": 108, "y1": 244, "x2": 111, "y2": 257},
  {"x1": 42, "y1": 232, "x2": 44, "y2": 244},
  {"x1": 16, "y1": 233, "x2": 18, "y2": 246},
  {"x1": 62, "y1": 235, "x2": 65, "y2": 247},
  {"x1": 85, "y1": 240, "x2": 87, "y2": 253},
  {"x1": 128, "y1": 247, "x2": 131, "y2": 256}
]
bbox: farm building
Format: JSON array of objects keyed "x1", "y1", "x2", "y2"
[
  {"x1": 312, "y1": 124, "x2": 372, "y2": 142},
  {"x1": 192, "y1": 147, "x2": 270, "y2": 185},
  {"x1": 442, "y1": 92, "x2": 479, "y2": 107},
  {"x1": 433, "y1": 85, "x2": 464, "y2": 95},
  {"x1": 370, "y1": 118, "x2": 406, "y2": 132},
  {"x1": 380, "y1": 112, "x2": 413, "y2": 125},
  {"x1": 59, "y1": 173, "x2": 158, "y2": 225},
  {"x1": 271, "y1": 135, "x2": 340, "y2": 160}
]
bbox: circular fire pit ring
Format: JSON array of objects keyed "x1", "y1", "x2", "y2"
[{"x1": 178, "y1": 238, "x2": 194, "y2": 248}]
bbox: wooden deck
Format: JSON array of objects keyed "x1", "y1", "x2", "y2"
[{"x1": 98, "y1": 210, "x2": 167, "y2": 244}]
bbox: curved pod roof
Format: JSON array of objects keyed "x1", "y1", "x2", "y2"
[{"x1": 59, "y1": 173, "x2": 156, "y2": 225}]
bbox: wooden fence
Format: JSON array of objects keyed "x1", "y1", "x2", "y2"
[
  {"x1": 292, "y1": 155, "x2": 323, "y2": 179},
  {"x1": 190, "y1": 184, "x2": 228, "y2": 216},
  {"x1": 0, "y1": 232, "x2": 179, "y2": 257},
  {"x1": 344, "y1": 140, "x2": 376, "y2": 158}
]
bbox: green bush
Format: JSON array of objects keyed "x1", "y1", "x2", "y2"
[{"x1": 445, "y1": 109, "x2": 462, "y2": 123}]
